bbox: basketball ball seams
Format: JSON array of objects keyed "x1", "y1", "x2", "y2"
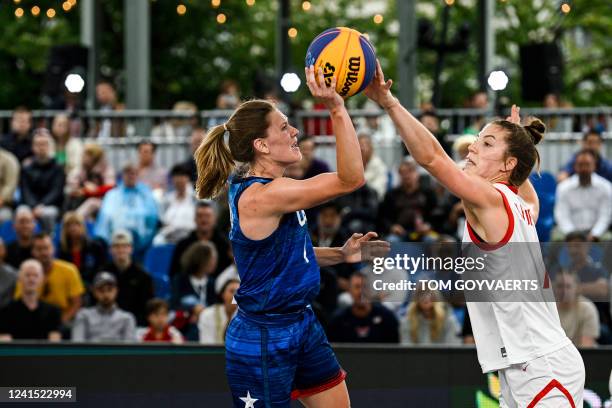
[{"x1": 336, "y1": 28, "x2": 353, "y2": 97}]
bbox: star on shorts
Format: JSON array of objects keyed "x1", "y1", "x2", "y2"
[{"x1": 240, "y1": 391, "x2": 258, "y2": 408}]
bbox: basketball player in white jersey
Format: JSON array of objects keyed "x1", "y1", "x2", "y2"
[{"x1": 364, "y1": 61, "x2": 585, "y2": 407}]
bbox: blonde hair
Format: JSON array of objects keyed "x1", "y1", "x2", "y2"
[
  {"x1": 406, "y1": 285, "x2": 446, "y2": 343},
  {"x1": 60, "y1": 211, "x2": 85, "y2": 251},
  {"x1": 194, "y1": 100, "x2": 276, "y2": 199},
  {"x1": 83, "y1": 143, "x2": 105, "y2": 166}
]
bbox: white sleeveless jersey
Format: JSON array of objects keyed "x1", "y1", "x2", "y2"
[{"x1": 462, "y1": 183, "x2": 571, "y2": 373}]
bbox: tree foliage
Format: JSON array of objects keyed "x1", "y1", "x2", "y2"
[{"x1": 0, "y1": 0, "x2": 609, "y2": 109}]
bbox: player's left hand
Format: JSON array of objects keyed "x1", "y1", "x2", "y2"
[{"x1": 341, "y1": 232, "x2": 390, "y2": 263}]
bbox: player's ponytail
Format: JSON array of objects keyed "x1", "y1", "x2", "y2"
[
  {"x1": 194, "y1": 99, "x2": 277, "y2": 199},
  {"x1": 195, "y1": 125, "x2": 235, "y2": 199}
]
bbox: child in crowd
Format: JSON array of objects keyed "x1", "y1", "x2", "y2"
[{"x1": 139, "y1": 298, "x2": 184, "y2": 344}]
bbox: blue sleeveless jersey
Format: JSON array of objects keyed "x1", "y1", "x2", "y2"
[{"x1": 228, "y1": 175, "x2": 320, "y2": 315}]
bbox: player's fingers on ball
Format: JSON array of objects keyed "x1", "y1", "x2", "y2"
[{"x1": 317, "y1": 67, "x2": 325, "y2": 87}]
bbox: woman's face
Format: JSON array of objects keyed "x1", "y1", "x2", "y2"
[
  {"x1": 52, "y1": 115, "x2": 70, "y2": 139},
  {"x1": 464, "y1": 124, "x2": 515, "y2": 181},
  {"x1": 417, "y1": 293, "x2": 434, "y2": 312},
  {"x1": 255, "y1": 109, "x2": 301, "y2": 166},
  {"x1": 66, "y1": 221, "x2": 84, "y2": 239}
]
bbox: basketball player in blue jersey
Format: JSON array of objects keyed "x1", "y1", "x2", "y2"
[{"x1": 194, "y1": 66, "x2": 389, "y2": 407}]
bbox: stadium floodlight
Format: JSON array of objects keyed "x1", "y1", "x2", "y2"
[
  {"x1": 65, "y1": 73, "x2": 85, "y2": 93},
  {"x1": 280, "y1": 73, "x2": 301, "y2": 93},
  {"x1": 487, "y1": 70, "x2": 509, "y2": 91}
]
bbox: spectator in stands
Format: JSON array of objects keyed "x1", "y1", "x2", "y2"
[
  {"x1": 298, "y1": 135, "x2": 330, "y2": 179},
  {"x1": 358, "y1": 131, "x2": 388, "y2": 200},
  {"x1": 328, "y1": 272, "x2": 399, "y2": 343},
  {"x1": 51, "y1": 113, "x2": 83, "y2": 174},
  {"x1": 0, "y1": 259, "x2": 61, "y2": 341},
  {"x1": 198, "y1": 278, "x2": 239, "y2": 345},
  {"x1": 377, "y1": 158, "x2": 438, "y2": 242},
  {"x1": 139, "y1": 298, "x2": 183, "y2": 343},
  {"x1": 151, "y1": 101, "x2": 198, "y2": 139},
  {"x1": 399, "y1": 285, "x2": 460, "y2": 345},
  {"x1": 554, "y1": 271, "x2": 599, "y2": 347},
  {"x1": 65, "y1": 142, "x2": 116, "y2": 220},
  {"x1": 554, "y1": 149, "x2": 612, "y2": 241},
  {"x1": 102, "y1": 230, "x2": 154, "y2": 326},
  {"x1": 13, "y1": 233, "x2": 84, "y2": 324},
  {"x1": 136, "y1": 141, "x2": 167, "y2": 193},
  {"x1": 557, "y1": 232, "x2": 611, "y2": 343},
  {"x1": 19, "y1": 129, "x2": 65, "y2": 232},
  {"x1": 0, "y1": 238, "x2": 17, "y2": 309},
  {"x1": 153, "y1": 164, "x2": 196, "y2": 245},
  {"x1": 57, "y1": 212, "x2": 107, "y2": 285},
  {"x1": 335, "y1": 183, "x2": 380, "y2": 235},
  {"x1": 216, "y1": 80, "x2": 241, "y2": 110},
  {"x1": 72, "y1": 271, "x2": 136, "y2": 342},
  {"x1": 0, "y1": 147, "x2": 19, "y2": 222},
  {"x1": 172, "y1": 241, "x2": 218, "y2": 341},
  {"x1": 543, "y1": 93, "x2": 572, "y2": 133},
  {"x1": 170, "y1": 201, "x2": 231, "y2": 277},
  {"x1": 463, "y1": 91, "x2": 488, "y2": 135},
  {"x1": 180, "y1": 127, "x2": 206, "y2": 182},
  {"x1": 94, "y1": 80, "x2": 125, "y2": 138},
  {"x1": 310, "y1": 201, "x2": 353, "y2": 290},
  {"x1": 5, "y1": 206, "x2": 36, "y2": 269},
  {"x1": 558, "y1": 130, "x2": 612, "y2": 183},
  {"x1": 418, "y1": 111, "x2": 451, "y2": 156},
  {"x1": 0, "y1": 106, "x2": 33, "y2": 162},
  {"x1": 95, "y1": 163, "x2": 159, "y2": 255},
  {"x1": 452, "y1": 135, "x2": 477, "y2": 165}
]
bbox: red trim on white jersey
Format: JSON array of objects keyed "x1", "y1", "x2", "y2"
[
  {"x1": 527, "y1": 379, "x2": 576, "y2": 408},
  {"x1": 466, "y1": 187, "x2": 515, "y2": 251}
]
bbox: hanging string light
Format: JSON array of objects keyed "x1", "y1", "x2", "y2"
[
  {"x1": 46, "y1": 8, "x2": 56, "y2": 18},
  {"x1": 15, "y1": 7, "x2": 24, "y2": 17},
  {"x1": 31, "y1": 6, "x2": 41, "y2": 16},
  {"x1": 216, "y1": 13, "x2": 227, "y2": 24},
  {"x1": 177, "y1": 4, "x2": 187, "y2": 15}
]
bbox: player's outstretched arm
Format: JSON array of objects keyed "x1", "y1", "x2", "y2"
[
  {"x1": 363, "y1": 60, "x2": 499, "y2": 209},
  {"x1": 314, "y1": 232, "x2": 391, "y2": 266},
  {"x1": 254, "y1": 66, "x2": 365, "y2": 214}
]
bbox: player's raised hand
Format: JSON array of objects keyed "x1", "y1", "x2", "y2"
[
  {"x1": 506, "y1": 104, "x2": 521, "y2": 125},
  {"x1": 304, "y1": 65, "x2": 344, "y2": 110},
  {"x1": 341, "y1": 232, "x2": 391, "y2": 263},
  {"x1": 364, "y1": 60, "x2": 395, "y2": 109}
]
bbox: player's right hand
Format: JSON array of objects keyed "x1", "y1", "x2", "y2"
[{"x1": 305, "y1": 65, "x2": 344, "y2": 111}]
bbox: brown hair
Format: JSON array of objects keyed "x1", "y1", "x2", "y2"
[
  {"x1": 60, "y1": 211, "x2": 85, "y2": 252},
  {"x1": 146, "y1": 298, "x2": 169, "y2": 316},
  {"x1": 194, "y1": 100, "x2": 276, "y2": 199},
  {"x1": 180, "y1": 241, "x2": 218, "y2": 276},
  {"x1": 491, "y1": 117, "x2": 545, "y2": 186}
]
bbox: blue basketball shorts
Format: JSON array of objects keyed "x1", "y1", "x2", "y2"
[{"x1": 225, "y1": 306, "x2": 346, "y2": 408}]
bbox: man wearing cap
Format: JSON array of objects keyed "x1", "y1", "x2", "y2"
[
  {"x1": 13, "y1": 233, "x2": 84, "y2": 324},
  {"x1": 101, "y1": 230, "x2": 153, "y2": 326},
  {"x1": 0, "y1": 259, "x2": 61, "y2": 341},
  {"x1": 72, "y1": 271, "x2": 136, "y2": 342}
]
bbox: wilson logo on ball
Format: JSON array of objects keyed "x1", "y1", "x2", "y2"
[
  {"x1": 305, "y1": 27, "x2": 377, "y2": 98},
  {"x1": 339, "y1": 57, "x2": 361, "y2": 97}
]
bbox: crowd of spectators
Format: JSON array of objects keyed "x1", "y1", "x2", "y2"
[{"x1": 0, "y1": 88, "x2": 610, "y2": 348}]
